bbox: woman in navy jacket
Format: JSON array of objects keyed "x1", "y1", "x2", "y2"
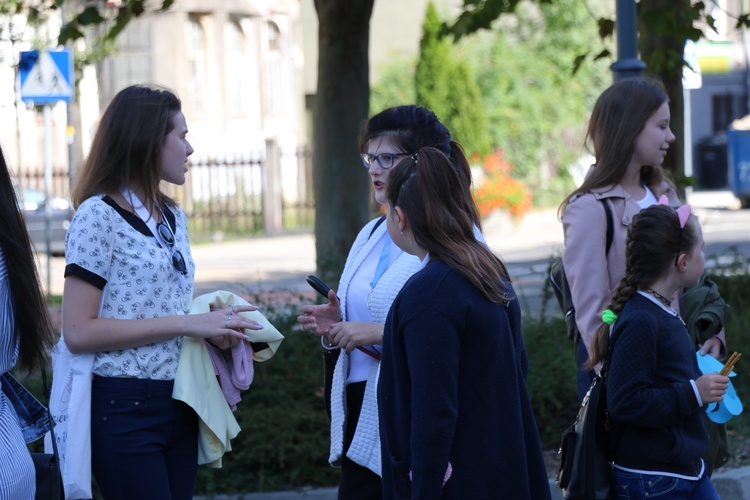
[{"x1": 377, "y1": 147, "x2": 550, "y2": 499}]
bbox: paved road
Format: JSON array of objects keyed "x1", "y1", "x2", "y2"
[{"x1": 37, "y1": 191, "x2": 750, "y2": 316}]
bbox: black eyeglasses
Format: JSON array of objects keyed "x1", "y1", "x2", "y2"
[
  {"x1": 156, "y1": 219, "x2": 187, "y2": 275},
  {"x1": 360, "y1": 152, "x2": 411, "y2": 170}
]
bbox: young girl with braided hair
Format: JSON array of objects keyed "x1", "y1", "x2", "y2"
[{"x1": 587, "y1": 200, "x2": 728, "y2": 499}]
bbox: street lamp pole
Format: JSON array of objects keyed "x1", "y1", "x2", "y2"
[{"x1": 610, "y1": 0, "x2": 646, "y2": 80}]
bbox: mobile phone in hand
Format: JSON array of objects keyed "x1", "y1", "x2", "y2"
[{"x1": 306, "y1": 275, "x2": 333, "y2": 299}]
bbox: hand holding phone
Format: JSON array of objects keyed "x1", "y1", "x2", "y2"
[{"x1": 306, "y1": 275, "x2": 333, "y2": 299}]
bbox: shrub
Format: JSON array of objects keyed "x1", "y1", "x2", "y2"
[
  {"x1": 708, "y1": 250, "x2": 750, "y2": 438},
  {"x1": 472, "y1": 150, "x2": 533, "y2": 219},
  {"x1": 522, "y1": 316, "x2": 579, "y2": 448}
]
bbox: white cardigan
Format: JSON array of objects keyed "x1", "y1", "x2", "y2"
[{"x1": 328, "y1": 217, "x2": 423, "y2": 475}]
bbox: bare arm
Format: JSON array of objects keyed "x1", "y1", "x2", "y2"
[{"x1": 62, "y1": 276, "x2": 259, "y2": 354}]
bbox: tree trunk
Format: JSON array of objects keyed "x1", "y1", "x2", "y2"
[
  {"x1": 313, "y1": 0, "x2": 374, "y2": 284},
  {"x1": 638, "y1": 0, "x2": 693, "y2": 191}
]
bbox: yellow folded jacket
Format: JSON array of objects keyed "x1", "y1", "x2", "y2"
[{"x1": 173, "y1": 290, "x2": 285, "y2": 467}]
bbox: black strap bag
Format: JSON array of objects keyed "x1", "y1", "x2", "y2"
[
  {"x1": 556, "y1": 332, "x2": 620, "y2": 499},
  {"x1": 31, "y1": 368, "x2": 64, "y2": 500},
  {"x1": 549, "y1": 199, "x2": 613, "y2": 342},
  {"x1": 556, "y1": 372, "x2": 613, "y2": 499}
]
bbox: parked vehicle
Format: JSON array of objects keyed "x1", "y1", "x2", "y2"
[{"x1": 14, "y1": 182, "x2": 73, "y2": 256}]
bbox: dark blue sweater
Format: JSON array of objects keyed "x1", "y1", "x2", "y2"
[
  {"x1": 607, "y1": 293, "x2": 708, "y2": 477},
  {"x1": 378, "y1": 259, "x2": 550, "y2": 499}
]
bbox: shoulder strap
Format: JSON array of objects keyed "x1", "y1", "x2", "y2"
[
  {"x1": 600, "y1": 199, "x2": 613, "y2": 256},
  {"x1": 41, "y1": 369, "x2": 61, "y2": 460},
  {"x1": 368, "y1": 216, "x2": 386, "y2": 240}
]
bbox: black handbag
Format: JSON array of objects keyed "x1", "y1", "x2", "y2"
[
  {"x1": 556, "y1": 330, "x2": 621, "y2": 499},
  {"x1": 556, "y1": 372, "x2": 613, "y2": 499},
  {"x1": 31, "y1": 369, "x2": 64, "y2": 500}
]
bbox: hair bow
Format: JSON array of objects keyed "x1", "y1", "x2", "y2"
[{"x1": 657, "y1": 195, "x2": 691, "y2": 228}]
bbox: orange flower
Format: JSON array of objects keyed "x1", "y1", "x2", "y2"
[{"x1": 472, "y1": 149, "x2": 532, "y2": 219}]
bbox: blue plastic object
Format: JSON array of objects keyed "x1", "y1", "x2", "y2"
[
  {"x1": 696, "y1": 351, "x2": 743, "y2": 424},
  {"x1": 726, "y1": 128, "x2": 750, "y2": 208}
]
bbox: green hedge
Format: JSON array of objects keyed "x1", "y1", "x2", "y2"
[{"x1": 17, "y1": 254, "x2": 750, "y2": 494}]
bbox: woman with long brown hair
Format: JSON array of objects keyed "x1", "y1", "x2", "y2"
[
  {"x1": 297, "y1": 105, "x2": 485, "y2": 499},
  {"x1": 60, "y1": 84, "x2": 260, "y2": 499},
  {"x1": 559, "y1": 76, "x2": 724, "y2": 400},
  {"x1": 377, "y1": 147, "x2": 549, "y2": 499}
]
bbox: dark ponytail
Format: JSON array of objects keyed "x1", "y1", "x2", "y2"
[{"x1": 386, "y1": 147, "x2": 510, "y2": 303}]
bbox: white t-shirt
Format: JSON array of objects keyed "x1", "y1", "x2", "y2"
[
  {"x1": 64, "y1": 195, "x2": 195, "y2": 380},
  {"x1": 636, "y1": 184, "x2": 659, "y2": 209}
]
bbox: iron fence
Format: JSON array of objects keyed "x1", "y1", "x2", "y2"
[
  {"x1": 15, "y1": 142, "x2": 315, "y2": 238},
  {"x1": 15, "y1": 168, "x2": 71, "y2": 201}
]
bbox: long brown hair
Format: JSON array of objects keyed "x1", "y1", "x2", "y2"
[
  {"x1": 72, "y1": 84, "x2": 182, "y2": 213},
  {"x1": 559, "y1": 76, "x2": 668, "y2": 218},
  {"x1": 0, "y1": 145, "x2": 54, "y2": 374},
  {"x1": 361, "y1": 105, "x2": 481, "y2": 229},
  {"x1": 385, "y1": 147, "x2": 511, "y2": 304},
  {"x1": 587, "y1": 204, "x2": 698, "y2": 368}
]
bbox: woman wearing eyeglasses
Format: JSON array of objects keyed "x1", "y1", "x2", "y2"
[
  {"x1": 60, "y1": 85, "x2": 261, "y2": 500},
  {"x1": 297, "y1": 105, "x2": 484, "y2": 499}
]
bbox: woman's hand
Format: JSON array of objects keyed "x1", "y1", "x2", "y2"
[
  {"x1": 63, "y1": 277, "x2": 262, "y2": 353},
  {"x1": 297, "y1": 289, "x2": 342, "y2": 337},
  {"x1": 695, "y1": 373, "x2": 729, "y2": 404},
  {"x1": 698, "y1": 335, "x2": 724, "y2": 360},
  {"x1": 329, "y1": 322, "x2": 384, "y2": 352},
  {"x1": 190, "y1": 304, "x2": 264, "y2": 343},
  {"x1": 206, "y1": 335, "x2": 240, "y2": 350}
]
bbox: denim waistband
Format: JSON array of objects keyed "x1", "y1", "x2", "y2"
[
  {"x1": 1, "y1": 372, "x2": 50, "y2": 443},
  {"x1": 92, "y1": 375, "x2": 174, "y2": 394}
]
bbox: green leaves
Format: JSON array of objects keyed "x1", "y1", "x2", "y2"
[
  {"x1": 54, "y1": 0, "x2": 172, "y2": 45},
  {"x1": 76, "y1": 6, "x2": 106, "y2": 26},
  {"x1": 597, "y1": 18, "x2": 614, "y2": 40},
  {"x1": 416, "y1": 2, "x2": 491, "y2": 157},
  {"x1": 448, "y1": 0, "x2": 552, "y2": 40}
]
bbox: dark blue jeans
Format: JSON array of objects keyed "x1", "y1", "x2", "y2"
[
  {"x1": 91, "y1": 376, "x2": 198, "y2": 500},
  {"x1": 613, "y1": 467, "x2": 720, "y2": 499}
]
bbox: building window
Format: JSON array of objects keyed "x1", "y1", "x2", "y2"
[
  {"x1": 265, "y1": 21, "x2": 283, "y2": 115},
  {"x1": 712, "y1": 94, "x2": 747, "y2": 133},
  {"x1": 186, "y1": 15, "x2": 208, "y2": 115},
  {"x1": 225, "y1": 19, "x2": 248, "y2": 116},
  {"x1": 267, "y1": 21, "x2": 280, "y2": 52},
  {"x1": 100, "y1": 19, "x2": 152, "y2": 105}
]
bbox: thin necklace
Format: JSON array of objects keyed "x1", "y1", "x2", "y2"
[{"x1": 645, "y1": 288, "x2": 671, "y2": 307}]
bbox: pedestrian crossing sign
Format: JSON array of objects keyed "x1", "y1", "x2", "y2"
[{"x1": 19, "y1": 49, "x2": 74, "y2": 104}]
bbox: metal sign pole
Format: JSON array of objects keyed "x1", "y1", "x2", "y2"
[
  {"x1": 19, "y1": 48, "x2": 74, "y2": 297},
  {"x1": 44, "y1": 103, "x2": 52, "y2": 296}
]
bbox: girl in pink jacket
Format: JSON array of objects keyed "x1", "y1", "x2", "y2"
[{"x1": 559, "y1": 77, "x2": 725, "y2": 400}]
